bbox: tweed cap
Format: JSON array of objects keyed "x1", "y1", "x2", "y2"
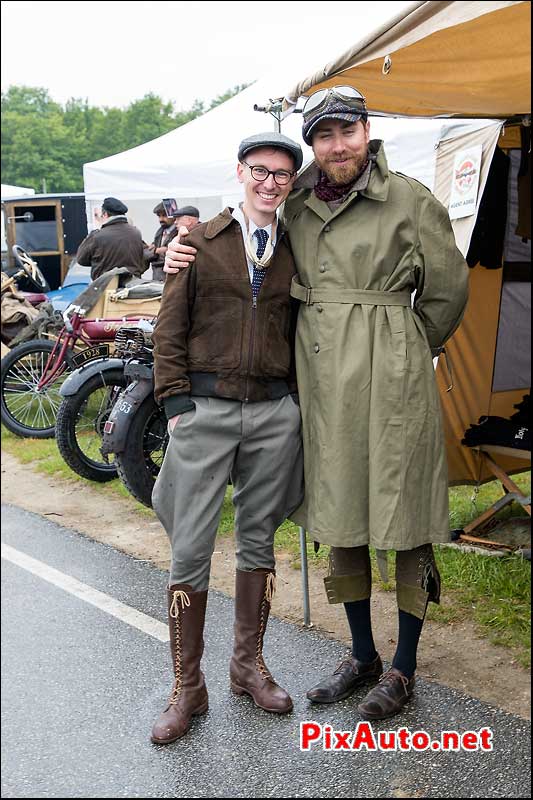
[
  {"x1": 173, "y1": 205, "x2": 200, "y2": 218},
  {"x1": 238, "y1": 132, "x2": 303, "y2": 172},
  {"x1": 302, "y1": 97, "x2": 367, "y2": 146}
]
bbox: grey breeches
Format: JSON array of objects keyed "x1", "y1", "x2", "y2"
[{"x1": 152, "y1": 395, "x2": 304, "y2": 591}]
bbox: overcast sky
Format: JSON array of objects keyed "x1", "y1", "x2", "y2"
[{"x1": 1, "y1": 0, "x2": 414, "y2": 109}]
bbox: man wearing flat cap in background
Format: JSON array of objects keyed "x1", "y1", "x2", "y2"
[
  {"x1": 166, "y1": 87, "x2": 470, "y2": 721},
  {"x1": 150, "y1": 131, "x2": 304, "y2": 744},
  {"x1": 174, "y1": 205, "x2": 201, "y2": 232},
  {"x1": 77, "y1": 196, "x2": 145, "y2": 281}
]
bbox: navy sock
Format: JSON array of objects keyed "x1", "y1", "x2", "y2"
[
  {"x1": 392, "y1": 609, "x2": 425, "y2": 678},
  {"x1": 344, "y1": 599, "x2": 378, "y2": 664}
]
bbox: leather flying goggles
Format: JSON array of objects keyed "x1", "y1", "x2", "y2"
[{"x1": 302, "y1": 85, "x2": 367, "y2": 118}]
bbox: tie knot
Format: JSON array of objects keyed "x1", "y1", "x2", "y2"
[{"x1": 254, "y1": 228, "x2": 269, "y2": 259}]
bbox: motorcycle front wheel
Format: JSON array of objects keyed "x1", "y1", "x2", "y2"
[
  {"x1": 115, "y1": 393, "x2": 168, "y2": 507},
  {"x1": 55, "y1": 367, "x2": 128, "y2": 482}
]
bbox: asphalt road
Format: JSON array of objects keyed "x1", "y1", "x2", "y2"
[{"x1": 1, "y1": 503, "x2": 531, "y2": 799}]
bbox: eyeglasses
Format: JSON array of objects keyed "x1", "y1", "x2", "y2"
[
  {"x1": 302, "y1": 85, "x2": 366, "y2": 118},
  {"x1": 241, "y1": 161, "x2": 295, "y2": 186}
]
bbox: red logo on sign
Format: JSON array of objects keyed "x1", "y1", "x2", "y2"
[{"x1": 454, "y1": 160, "x2": 477, "y2": 195}]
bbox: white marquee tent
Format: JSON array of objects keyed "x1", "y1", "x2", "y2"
[
  {"x1": 83, "y1": 77, "x2": 501, "y2": 250},
  {"x1": 83, "y1": 77, "x2": 314, "y2": 241}
]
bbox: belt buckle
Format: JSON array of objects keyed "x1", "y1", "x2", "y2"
[{"x1": 305, "y1": 287, "x2": 312, "y2": 305}]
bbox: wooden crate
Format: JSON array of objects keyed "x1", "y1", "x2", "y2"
[{"x1": 101, "y1": 290, "x2": 161, "y2": 319}]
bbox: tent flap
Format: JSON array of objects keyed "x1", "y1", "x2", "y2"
[{"x1": 283, "y1": 1, "x2": 531, "y2": 118}]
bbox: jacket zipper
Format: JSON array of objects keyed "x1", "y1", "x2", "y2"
[
  {"x1": 242, "y1": 227, "x2": 284, "y2": 403},
  {"x1": 244, "y1": 294, "x2": 257, "y2": 403}
]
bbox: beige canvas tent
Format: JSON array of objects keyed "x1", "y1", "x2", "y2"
[
  {"x1": 282, "y1": 0, "x2": 530, "y2": 119},
  {"x1": 274, "y1": 0, "x2": 531, "y2": 486}
]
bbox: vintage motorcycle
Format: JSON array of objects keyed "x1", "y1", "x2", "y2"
[
  {"x1": 54, "y1": 320, "x2": 157, "y2": 482},
  {"x1": 0, "y1": 268, "x2": 161, "y2": 438},
  {"x1": 101, "y1": 322, "x2": 167, "y2": 507}
]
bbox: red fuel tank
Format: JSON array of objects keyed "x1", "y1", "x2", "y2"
[{"x1": 82, "y1": 318, "x2": 143, "y2": 341}]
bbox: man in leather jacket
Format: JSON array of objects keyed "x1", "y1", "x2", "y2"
[{"x1": 150, "y1": 132, "x2": 304, "y2": 745}]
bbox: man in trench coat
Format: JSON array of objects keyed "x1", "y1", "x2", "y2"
[{"x1": 165, "y1": 87, "x2": 470, "y2": 720}]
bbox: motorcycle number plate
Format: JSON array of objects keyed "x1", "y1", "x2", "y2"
[{"x1": 71, "y1": 344, "x2": 110, "y2": 368}]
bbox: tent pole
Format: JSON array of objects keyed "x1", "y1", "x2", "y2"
[{"x1": 299, "y1": 527, "x2": 312, "y2": 627}]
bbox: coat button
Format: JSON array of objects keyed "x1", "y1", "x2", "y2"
[
  {"x1": 314, "y1": 343, "x2": 320, "y2": 353},
  {"x1": 316, "y1": 305, "x2": 323, "y2": 313},
  {"x1": 324, "y1": 226, "x2": 331, "y2": 233},
  {"x1": 319, "y1": 264, "x2": 327, "y2": 273}
]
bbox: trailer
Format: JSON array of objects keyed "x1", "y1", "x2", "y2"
[{"x1": 1, "y1": 192, "x2": 88, "y2": 290}]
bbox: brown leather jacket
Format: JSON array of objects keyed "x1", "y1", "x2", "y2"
[{"x1": 153, "y1": 208, "x2": 298, "y2": 418}]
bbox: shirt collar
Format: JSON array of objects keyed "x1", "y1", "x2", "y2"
[{"x1": 232, "y1": 204, "x2": 275, "y2": 244}]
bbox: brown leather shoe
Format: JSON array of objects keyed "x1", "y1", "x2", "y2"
[
  {"x1": 230, "y1": 569, "x2": 293, "y2": 714},
  {"x1": 306, "y1": 653, "x2": 383, "y2": 704},
  {"x1": 151, "y1": 585, "x2": 209, "y2": 745},
  {"x1": 357, "y1": 667, "x2": 415, "y2": 720}
]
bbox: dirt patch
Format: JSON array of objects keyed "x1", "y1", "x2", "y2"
[{"x1": 1, "y1": 450, "x2": 530, "y2": 720}]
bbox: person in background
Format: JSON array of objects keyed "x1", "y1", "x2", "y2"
[
  {"x1": 164, "y1": 86, "x2": 470, "y2": 722},
  {"x1": 145, "y1": 202, "x2": 177, "y2": 281},
  {"x1": 173, "y1": 205, "x2": 201, "y2": 234},
  {"x1": 146, "y1": 205, "x2": 201, "y2": 281},
  {"x1": 77, "y1": 197, "x2": 145, "y2": 281}
]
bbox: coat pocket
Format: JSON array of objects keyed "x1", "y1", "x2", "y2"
[
  {"x1": 188, "y1": 296, "x2": 243, "y2": 369},
  {"x1": 372, "y1": 306, "x2": 408, "y2": 413},
  {"x1": 259, "y1": 300, "x2": 291, "y2": 375}
]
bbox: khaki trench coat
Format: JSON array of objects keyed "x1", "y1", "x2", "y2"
[{"x1": 284, "y1": 141, "x2": 469, "y2": 550}]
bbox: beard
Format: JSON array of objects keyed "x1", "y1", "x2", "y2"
[{"x1": 316, "y1": 149, "x2": 368, "y2": 185}]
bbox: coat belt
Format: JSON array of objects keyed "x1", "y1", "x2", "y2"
[{"x1": 290, "y1": 277, "x2": 411, "y2": 307}]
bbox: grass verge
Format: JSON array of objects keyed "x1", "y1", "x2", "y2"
[{"x1": 1, "y1": 425, "x2": 530, "y2": 667}]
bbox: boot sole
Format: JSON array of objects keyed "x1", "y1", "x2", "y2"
[
  {"x1": 230, "y1": 682, "x2": 293, "y2": 714},
  {"x1": 150, "y1": 701, "x2": 209, "y2": 745},
  {"x1": 306, "y1": 675, "x2": 380, "y2": 704}
]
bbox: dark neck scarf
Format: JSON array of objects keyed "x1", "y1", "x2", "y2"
[{"x1": 314, "y1": 158, "x2": 369, "y2": 202}]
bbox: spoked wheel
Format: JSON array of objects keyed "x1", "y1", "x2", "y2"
[
  {"x1": 0, "y1": 338, "x2": 73, "y2": 438},
  {"x1": 115, "y1": 394, "x2": 168, "y2": 506},
  {"x1": 55, "y1": 367, "x2": 128, "y2": 482}
]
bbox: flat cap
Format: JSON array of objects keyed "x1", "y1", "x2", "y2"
[
  {"x1": 238, "y1": 132, "x2": 303, "y2": 172},
  {"x1": 302, "y1": 96, "x2": 367, "y2": 146},
  {"x1": 173, "y1": 205, "x2": 200, "y2": 218},
  {"x1": 102, "y1": 197, "x2": 128, "y2": 215}
]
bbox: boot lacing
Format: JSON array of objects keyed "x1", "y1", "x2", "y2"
[
  {"x1": 256, "y1": 574, "x2": 276, "y2": 681},
  {"x1": 378, "y1": 668, "x2": 410, "y2": 697},
  {"x1": 169, "y1": 590, "x2": 190, "y2": 704}
]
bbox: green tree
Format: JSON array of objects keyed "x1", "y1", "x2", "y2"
[
  {"x1": 2, "y1": 109, "x2": 86, "y2": 191},
  {"x1": 1, "y1": 85, "x2": 61, "y2": 117},
  {"x1": 1, "y1": 83, "x2": 251, "y2": 192},
  {"x1": 124, "y1": 93, "x2": 177, "y2": 148},
  {"x1": 209, "y1": 83, "x2": 250, "y2": 109}
]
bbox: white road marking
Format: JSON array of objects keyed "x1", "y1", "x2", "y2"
[{"x1": 1, "y1": 542, "x2": 169, "y2": 642}]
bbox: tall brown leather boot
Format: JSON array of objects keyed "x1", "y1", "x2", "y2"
[
  {"x1": 151, "y1": 585, "x2": 209, "y2": 744},
  {"x1": 230, "y1": 569, "x2": 293, "y2": 713}
]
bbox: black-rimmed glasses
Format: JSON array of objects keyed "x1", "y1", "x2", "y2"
[
  {"x1": 241, "y1": 161, "x2": 295, "y2": 186},
  {"x1": 302, "y1": 85, "x2": 366, "y2": 118}
]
